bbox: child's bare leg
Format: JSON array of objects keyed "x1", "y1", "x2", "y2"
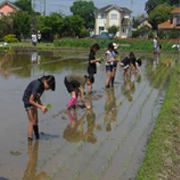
[
  {"x1": 105, "y1": 72, "x2": 112, "y2": 88},
  {"x1": 27, "y1": 109, "x2": 36, "y2": 140}
]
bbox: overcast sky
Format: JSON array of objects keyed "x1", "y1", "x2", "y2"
[{"x1": 1, "y1": 0, "x2": 148, "y2": 17}]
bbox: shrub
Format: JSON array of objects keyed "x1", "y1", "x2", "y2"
[{"x1": 3, "y1": 34, "x2": 19, "y2": 43}]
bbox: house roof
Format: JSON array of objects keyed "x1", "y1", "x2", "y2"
[
  {"x1": 158, "y1": 20, "x2": 180, "y2": 29},
  {"x1": 0, "y1": 0, "x2": 20, "y2": 11},
  {"x1": 97, "y1": 4, "x2": 132, "y2": 13},
  {"x1": 171, "y1": 7, "x2": 180, "y2": 13}
]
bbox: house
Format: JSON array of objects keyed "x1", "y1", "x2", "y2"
[
  {"x1": 0, "y1": 0, "x2": 20, "y2": 19},
  {"x1": 95, "y1": 4, "x2": 132, "y2": 38},
  {"x1": 158, "y1": 7, "x2": 180, "y2": 30},
  {"x1": 137, "y1": 17, "x2": 152, "y2": 29}
]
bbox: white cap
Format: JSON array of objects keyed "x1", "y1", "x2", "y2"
[{"x1": 113, "y1": 43, "x2": 118, "y2": 49}]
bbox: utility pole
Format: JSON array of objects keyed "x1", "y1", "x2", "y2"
[{"x1": 43, "y1": 0, "x2": 46, "y2": 16}]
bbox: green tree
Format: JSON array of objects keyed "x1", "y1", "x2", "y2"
[
  {"x1": 148, "y1": 3, "x2": 173, "y2": 30},
  {"x1": 11, "y1": 11, "x2": 31, "y2": 40},
  {"x1": 13, "y1": 0, "x2": 35, "y2": 15},
  {"x1": 145, "y1": 0, "x2": 179, "y2": 14},
  {"x1": 61, "y1": 15, "x2": 85, "y2": 37},
  {"x1": 38, "y1": 13, "x2": 64, "y2": 41},
  {"x1": 107, "y1": 25, "x2": 120, "y2": 37},
  {"x1": 70, "y1": 0, "x2": 97, "y2": 29},
  {"x1": 0, "y1": 16, "x2": 13, "y2": 38}
]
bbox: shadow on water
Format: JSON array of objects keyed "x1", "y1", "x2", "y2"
[{"x1": 0, "y1": 178, "x2": 10, "y2": 180}]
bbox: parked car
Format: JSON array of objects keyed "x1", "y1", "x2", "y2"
[{"x1": 96, "y1": 32, "x2": 113, "y2": 40}]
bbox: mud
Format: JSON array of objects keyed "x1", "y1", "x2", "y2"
[{"x1": 0, "y1": 51, "x2": 178, "y2": 180}]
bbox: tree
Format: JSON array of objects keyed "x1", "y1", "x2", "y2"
[
  {"x1": 61, "y1": 15, "x2": 85, "y2": 37},
  {"x1": 70, "y1": 0, "x2": 97, "y2": 29},
  {"x1": 148, "y1": 3, "x2": 173, "y2": 30},
  {"x1": 107, "y1": 25, "x2": 120, "y2": 37},
  {"x1": 13, "y1": 0, "x2": 35, "y2": 15},
  {"x1": 11, "y1": 11, "x2": 31, "y2": 40},
  {"x1": 145, "y1": 0, "x2": 179, "y2": 14},
  {"x1": 0, "y1": 16, "x2": 13, "y2": 38},
  {"x1": 38, "y1": 13, "x2": 64, "y2": 41}
]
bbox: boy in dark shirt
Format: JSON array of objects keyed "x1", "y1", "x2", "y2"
[
  {"x1": 87, "y1": 43, "x2": 101, "y2": 93},
  {"x1": 22, "y1": 75, "x2": 56, "y2": 141},
  {"x1": 120, "y1": 56, "x2": 131, "y2": 79}
]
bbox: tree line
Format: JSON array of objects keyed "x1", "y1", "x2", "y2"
[{"x1": 0, "y1": 0, "x2": 179, "y2": 42}]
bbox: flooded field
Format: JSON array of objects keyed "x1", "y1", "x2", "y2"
[{"x1": 0, "y1": 50, "x2": 178, "y2": 180}]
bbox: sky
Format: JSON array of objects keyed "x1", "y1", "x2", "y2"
[{"x1": 1, "y1": 0, "x2": 148, "y2": 17}]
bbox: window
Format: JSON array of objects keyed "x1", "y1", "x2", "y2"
[
  {"x1": 111, "y1": 13, "x2": 117, "y2": 20},
  {"x1": 7, "y1": 12, "x2": 12, "y2": 16},
  {"x1": 0, "y1": 12, "x2": 4, "y2": 17},
  {"x1": 101, "y1": 13, "x2": 105, "y2": 19}
]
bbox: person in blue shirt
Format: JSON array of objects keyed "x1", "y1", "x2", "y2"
[{"x1": 22, "y1": 75, "x2": 56, "y2": 141}]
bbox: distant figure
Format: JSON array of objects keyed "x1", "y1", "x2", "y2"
[
  {"x1": 31, "y1": 32, "x2": 37, "y2": 46},
  {"x1": 22, "y1": 75, "x2": 56, "y2": 141},
  {"x1": 37, "y1": 31, "x2": 42, "y2": 43},
  {"x1": 153, "y1": 36, "x2": 158, "y2": 54},
  {"x1": 87, "y1": 43, "x2": 101, "y2": 93}
]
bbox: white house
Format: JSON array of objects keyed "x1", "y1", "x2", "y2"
[{"x1": 95, "y1": 4, "x2": 132, "y2": 38}]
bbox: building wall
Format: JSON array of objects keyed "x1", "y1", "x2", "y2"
[
  {"x1": 95, "y1": 7, "x2": 132, "y2": 38},
  {"x1": 0, "y1": 4, "x2": 17, "y2": 18}
]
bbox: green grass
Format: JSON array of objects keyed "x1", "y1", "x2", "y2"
[
  {"x1": 136, "y1": 56, "x2": 180, "y2": 180},
  {"x1": 0, "y1": 38, "x2": 179, "y2": 53}
]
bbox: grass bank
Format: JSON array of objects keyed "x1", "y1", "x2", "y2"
[
  {"x1": 0, "y1": 38, "x2": 179, "y2": 53},
  {"x1": 136, "y1": 56, "x2": 180, "y2": 180}
]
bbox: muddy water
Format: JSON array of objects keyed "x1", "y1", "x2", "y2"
[{"x1": 0, "y1": 51, "x2": 177, "y2": 180}]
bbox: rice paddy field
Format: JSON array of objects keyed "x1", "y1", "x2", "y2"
[{"x1": 0, "y1": 49, "x2": 179, "y2": 180}]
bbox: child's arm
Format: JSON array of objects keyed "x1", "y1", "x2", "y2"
[
  {"x1": 29, "y1": 94, "x2": 47, "y2": 113},
  {"x1": 90, "y1": 59, "x2": 101, "y2": 64},
  {"x1": 79, "y1": 87, "x2": 91, "y2": 109}
]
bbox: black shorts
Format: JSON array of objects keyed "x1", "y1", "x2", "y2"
[
  {"x1": 113, "y1": 61, "x2": 117, "y2": 68},
  {"x1": 24, "y1": 103, "x2": 36, "y2": 111},
  {"x1": 106, "y1": 65, "x2": 113, "y2": 72},
  {"x1": 88, "y1": 73, "x2": 95, "y2": 84},
  {"x1": 64, "y1": 77, "x2": 75, "y2": 93}
]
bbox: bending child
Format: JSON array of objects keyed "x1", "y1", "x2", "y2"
[
  {"x1": 64, "y1": 73, "x2": 92, "y2": 110},
  {"x1": 22, "y1": 75, "x2": 56, "y2": 141}
]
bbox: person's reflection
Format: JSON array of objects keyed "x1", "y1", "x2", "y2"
[
  {"x1": 153, "y1": 53, "x2": 160, "y2": 71},
  {"x1": 31, "y1": 52, "x2": 41, "y2": 64},
  {"x1": 104, "y1": 88, "x2": 117, "y2": 132},
  {"x1": 63, "y1": 110, "x2": 87, "y2": 142},
  {"x1": 23, "y1": 140, "x2": 48, "y2": 180},
  {"x1": 121, "y1": 77, "x2": 134, "y2": 102},
  {"x1": 63, "y1": 96, "x2": 97, "y2": 144}
]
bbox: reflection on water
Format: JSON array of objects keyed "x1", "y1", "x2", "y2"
[
  {"x1": 0, "y1": 52, "x2": 87, "y2": 78},
  {"x1": 63, "y1": 109, "x2": 97, "y2": 144},
  {"x1": 23, "y1": 140, "x2": 49, "y2": 180},
  {"x1": 104, "y1": 88, "x2": 117, "y2": 132}
]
